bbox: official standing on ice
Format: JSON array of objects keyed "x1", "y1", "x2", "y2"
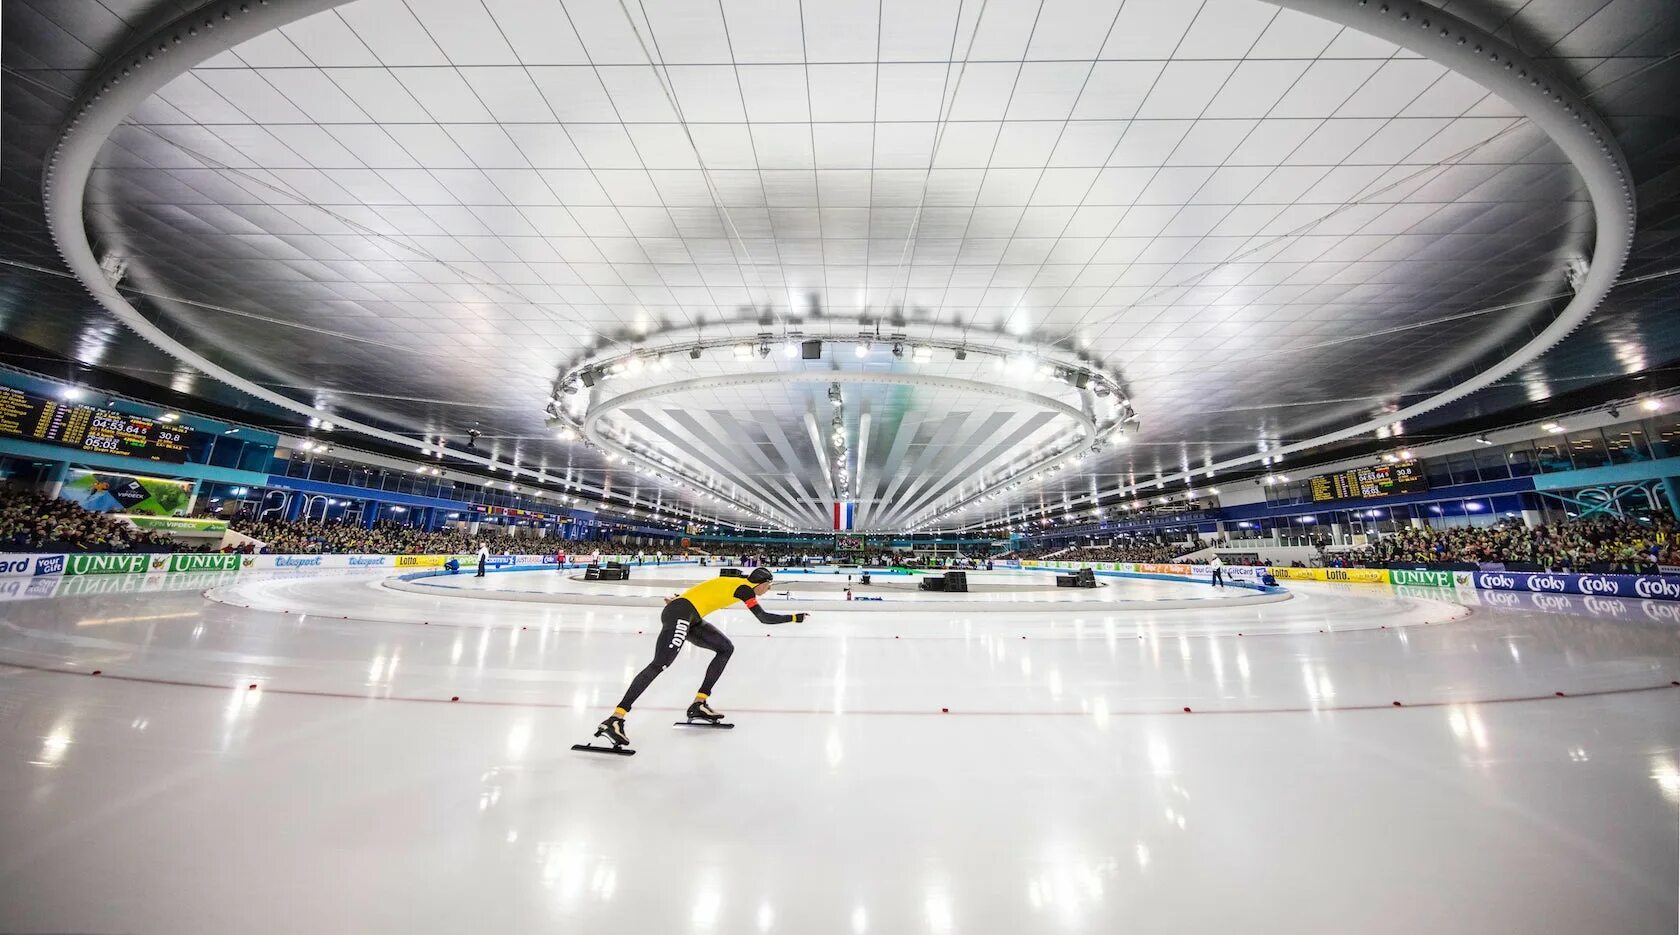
[
  {"x1": 1209, "y1": 554, "x2": 1224, "y2": 588},
  {"x1": 476, "y1": 542, "x2": 489, "y2": 578}
]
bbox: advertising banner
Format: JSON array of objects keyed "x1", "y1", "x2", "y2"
[
  {"x1": 1322, "y1": 568, "x2": 1390, "y2": 585},
  {"x1": 1136, "y1": 563, "x2": 1192, "y2": 576},
  {"x1": 164, "y1": 553, "x2": 243, "y2": 573},
  {"x1": 0, "y1": 554, "x2": 68, "y2": 577},
  {"x1": 124, "y1": 515, "x2": 229, "y2": 534},
  {"x1": 1462, "y1": 570, "x2": 1680, "y2": 601},
  {"x1": 1188, "y1": 565, "x2": 1262, "y2": 581},
  {"x1": 1266, "y1": 567, "x2": 1323, "y2": 581},
  {"x1": 1388, "y1": 569, "x2": 1456, "y2": 588},
  {"x1": 394, "y1": 555, "x2": 447, "y2": 568},
  {"x1": 63, "y1": 554, "x2": 153, "y2": 576},
  {"x1": 61, "y1": 470, "x2": 194, "y2": 516}
]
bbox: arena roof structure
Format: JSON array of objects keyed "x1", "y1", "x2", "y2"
[{"x1": 5, "y1": 0, "x2": 1680, "y2": 532}]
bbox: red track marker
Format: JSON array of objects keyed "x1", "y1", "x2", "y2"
[
  {"x1": 91, "y1": 670, "x2": 102, "y2": 676},
  {"x1": 450, "y1": 696, "x2": 459, "y2": 702},
  {"x1": 940, "y1": 707, "x2": 949, "y2": 713},
  {"x1": 1183, "y1": 706, "x2": 1192, "y2": 713},
  {"x1": 1392, "y1": 700, "x2": 1403, "y2": 706},
  {"x1": 247, "y1": 684, "x2": 258, "y2": 690}
]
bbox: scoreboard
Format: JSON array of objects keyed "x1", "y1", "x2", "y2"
[
  {"x1": 0, "y1": 387, "x2": 194, "y2": 463},
  {"x1": 1307, "y1": 460, "x2": 1429, "y2": 502}
]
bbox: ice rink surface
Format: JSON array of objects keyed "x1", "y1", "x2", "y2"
[{"x1": 0, "y1": 566, "x2": 1676, "y2": 934}]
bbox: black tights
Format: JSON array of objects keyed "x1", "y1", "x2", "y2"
[{"x1": 616, "y1": 598, "x2": 734, "y2": 712}]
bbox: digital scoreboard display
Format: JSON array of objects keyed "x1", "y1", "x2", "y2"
[
  {"x1": 0, "y1": 387, "x2": 194, "y2": 463},
  {"x1": 1308, "y1": 460, "x2": 1429, "y2": 502}
]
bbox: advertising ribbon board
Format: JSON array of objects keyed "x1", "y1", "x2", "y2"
[
  {"x1": 1322, "y1": 568, "x2": 1390, "y2": 585},
  {"x1": 1468, "y1": 571, "x2": 1680, "y2": 600},
  {"x1": 165, "y1": 554, "x2": 243, "y2": 573},
  {"x1": 125, "y1": 515, "x2": 230, "y2": 534},
  {"x1": 63, "y1": 554, "x2": 153, "y2": 576},
  {"x1": 394, "y1": 555, "x2": 447, "y2": 568},
  {"x1": 1389, "y1": 569, "x2": 1456, "y2": 588}
]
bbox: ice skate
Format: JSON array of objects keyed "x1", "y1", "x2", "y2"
[
  {"x1": 572, "y1": 715, "x2": 636, "y2": 755},
  {"x1": 675, "y1": 699, "x2": 734, "y2": 729}
]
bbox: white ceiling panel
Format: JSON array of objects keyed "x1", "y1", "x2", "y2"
[
  {"x1": 404, "y1": 0, "x2": 519, "y2": 65},
  {"x1": 333, "y1": 0, "x2": 444, "y2": 65},
  {"x1": 480, "y1": 0, "x2": 591, "y2": 65},
  {"x1": 459, "y1": 68, "x2": 557, "y2": 122},
  {"x1": 71, "y1": 0, "x2": 1604, "y2": 530},
  {"x1": 718, "y1": 0, "x2": 806, "y2": 64},
  {"x1": 879, "y1": 0, "x2": 964, "y2": 62},
  {"x1": 1100, "y1": 0, "x2": 1202, "y2": 60},
  {"x1": 1176, "y1": 0, "x2": 1279, "y2": 59}
]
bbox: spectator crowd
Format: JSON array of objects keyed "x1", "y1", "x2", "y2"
[
  {"x1": 0, "y1": 489, "x2": 185, "y2": 553},
  {"x1": 3, "y1": 486, "x2": 1675, "y2": 574},
  {"x1": 227, "y1": 518, "x2": 541, "y2": 555},
  {"x1": 1338, "y1": 516, "x2": 1677, "y2": 573}
]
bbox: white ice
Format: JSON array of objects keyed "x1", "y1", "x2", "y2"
[{"x1": 0, "y1": 566, "x2": 1676, "y2": 934}]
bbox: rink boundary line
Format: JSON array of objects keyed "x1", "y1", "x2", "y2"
[
  {"x1": 188, "y1": 598, "x2": 1473, "y2": 639},
  {"x1": 4, "y1": 656, "x2": 1673, "y2": 717}
]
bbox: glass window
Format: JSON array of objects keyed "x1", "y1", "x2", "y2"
[
  {"x1": 1472, "y1": 446, "x2": 1510, "y2": 480},
  {"x1": 1532, "y1": 437, "x2": 1571, "y2": 473},
  {"x1": 1604, "y1": 423, "x2": 1650, "y2": 463},
  {"x1": 1444, "y1": 451, "x2": 1480, "y2": 484},
  {"x1": 1645, "y1": 416, "x2": 1680, "y2": 459},
  {"x1": 1565, "y1": 429, "x2": 1610, "y2": 470},
  {"x1": 1505, "y1": 439, "x2": 1537, "y2": 477}
]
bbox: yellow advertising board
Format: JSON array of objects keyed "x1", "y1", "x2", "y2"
[
  {"x1": 1322, "y1": 567, "x2": 1390, "y2": 585},
  {"x1": 1265, "y1": 567, "x2": 1390, "y2": 584},
  {"x1": 394, "y1": 554, "x2": 447, "y2": 568}
]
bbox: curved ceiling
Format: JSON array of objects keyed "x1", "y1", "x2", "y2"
[{"x1": 8, "y1": 0, "x2": 1680, "y2": 532}]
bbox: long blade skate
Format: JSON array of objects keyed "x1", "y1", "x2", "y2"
[
  {"x1": 571, "y1": 741, "x2": 636, "y2": 755},
  {"x1": 673, "y1": 720, "x2": 735, "y2": 729}
]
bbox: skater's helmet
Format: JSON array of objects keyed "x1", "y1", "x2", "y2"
[{"x1": 748, "y1": 567, "x2": 774, "y2": 585}]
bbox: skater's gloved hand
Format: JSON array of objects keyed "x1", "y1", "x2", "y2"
[{"x1": 793, "y1": 612, "x2": 809, "y2": 623}]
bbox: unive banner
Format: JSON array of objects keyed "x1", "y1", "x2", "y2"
[
  {"x1": 1388, "y1": 569, "x2": 1456, "y2": 588},
  {"x1": 164, "y1": 553, "x2": 243, "y2": 573},
  {"x1": 63, "y1": 554, "x2": 152, "y2": 576}
]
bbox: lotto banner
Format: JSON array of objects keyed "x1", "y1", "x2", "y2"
[
  {"x1": 1321, "y1": 568, "x2": 1390, "y2": 585},
  {"x1": 394, "y1": 555, "x2": 448, "y2": 568},
  {"x1": 1266, "y1": 567, "x2": 1322, "y2": 581}
]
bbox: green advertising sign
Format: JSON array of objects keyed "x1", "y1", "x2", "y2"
[
  {"x1": 126, "y1": 515, "x2": 228, "y2": 534},
  {"x1": 63, "y1": 554, "x2": 152, "y2": 576},
  {"x1": 166, "y1": 553, "x2": 242, "y2": 573},
  {"x1": 1389, "y1": 569, "x2": 1455, "y2": 588}
]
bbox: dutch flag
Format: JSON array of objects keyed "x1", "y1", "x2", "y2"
[{"x1": 832, "y1": 502, "x2": 854, "y2": 530}]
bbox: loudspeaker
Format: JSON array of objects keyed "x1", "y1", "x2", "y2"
[
  {"x1": 580, "y1": 369, "x2": 597, "y2": 387},
  {"x1": 1073, "y1": 371, "x2": 1090, "y2": 389},
  {"x1": 943, "y1": 571, "x2": 968, "y2": 593},
  {"x1": 720, "y1": 568, "x2": 745, "y2": 578},
  {"x1": 801, "y1": 339, "x2": 823, "y2": 360}
]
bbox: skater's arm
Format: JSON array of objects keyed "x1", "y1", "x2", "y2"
[{"x1": 735, "y1": 584, "x2": 806, "y2": 624}]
